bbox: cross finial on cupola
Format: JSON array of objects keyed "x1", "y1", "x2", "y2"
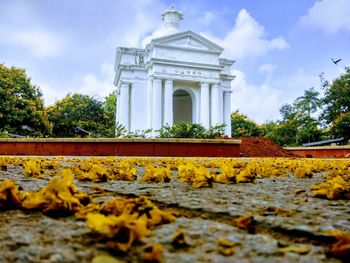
[{"x1": 161, "y1": 6, "x2": 183, "y2": 29}]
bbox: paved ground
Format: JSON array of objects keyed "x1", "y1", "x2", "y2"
[{"x1": 0, "y1": 158, "x2": 349, "y2": 263}]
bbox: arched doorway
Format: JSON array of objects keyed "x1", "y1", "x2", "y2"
[{"x1": 173, "y1": 89, "x2": 192, "y2": 123}]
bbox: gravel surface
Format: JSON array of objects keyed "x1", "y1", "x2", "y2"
[{"x1": 0, "y1": 158, "x2": 349, "y2": 263}]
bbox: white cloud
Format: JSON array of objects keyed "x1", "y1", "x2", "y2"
[
  {"x1": 38, "y1": 82, "x2": 64, "y2": 106},
  {"x1": 231, "y1": 69, "x2": 282, "y2": 123},
  {"x1": 78, "y1": 63, "x2": 115, "y2": 100},
  {"x1": 273, "y1": 68, "x2": 320, "y2": 103},
  {"x1": 30, "y1": 62, "x2": 116, "y2": 106},
  {"x1": 231, "y1": 67, "x2": 324, "y2": 123},
  {"x1": 111, "y1": 0, "x2": 167, "y2": 48},
  {"x1": 259, "y1": 63, "x2": 276, "y2": 75},
  {"x1": 300, "y1": 0, "x2": 350, "y2": 34},
  {"x1": 0, "y1": 28, "x2": 66, "y2": 57},
  {"x1": 202, "y1": 9, "x2": 288, "y2": 59},
  {"x1": 141, "y1": 26, "x2": 179, "y2": 47},
  {"x1": 198, "y1": 11, "x2": 214, "y2": 26},
  {"x1": 0, "y1": 1, "x2": 67, "y2": 58}
]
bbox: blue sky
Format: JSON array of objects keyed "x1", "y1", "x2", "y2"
[{"x1": 0, "y1": 0, "x2": 349, "y2": 123}]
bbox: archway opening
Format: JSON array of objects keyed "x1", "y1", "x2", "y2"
[{"x1": 173, "y1": 89, "x2": 192, "y2": 124}]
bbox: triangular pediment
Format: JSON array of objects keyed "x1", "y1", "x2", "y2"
[{"x1": 152, "y1": 31, "x2": 224, "y2": 53}]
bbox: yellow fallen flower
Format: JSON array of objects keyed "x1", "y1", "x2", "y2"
[
  {"x1": 108, "y1": 160, "x2": 137, "y2": 181},
  {"x1": 215, "y1": 164, "x2": 238, "y2": 184},
  {"x1": 217, "y1": 237, "x2": 240, "y2": 256},
  {"x1": 192, "y1": 166, "x2": 214, "y2": 188},
  {"x1": 0, "y1": 157, "x2": 9, "y2": 171},
  {"x1": 22, "y1": 169, "x2": 91, "y2": 215},
  {"x1": 102, "y1": 196, "x2": 175, "y2": 228},
  {"x1": 23, "y1": 159, "x2": 42, "y2": 178},
  {"x1": 171, "y1": 228, "x2": 190, "y2": 248},
  {"x1": 325, "y1": 230, "x2": 350, "y2": 257},
  {"x1": 236, "y1": 167, "x2": 256, "y2": 183},
  {"x1": 178, "y1": 163, "x2": 213, "y2": 188},
  {"x1": 178, "y1": 162, "x2": 196, "y2": 183},
  {"x1": 143, "y1": 243, "x2": 163, "y2": 262},
  {"x1": 40, "y1": 159, "x2": 61, "y2": 170},
  {"x1": 141, "y1": 165, "x2": 171, "y2": 183},
  {"x1": 0, "y1": 180, "x2": 22, "y2": 209},
  {"x1": 86, "y1": 212, "x2": 150, "y2": 252},
  {"x1": 278, "y1": 245, "x2": 310, "y2": 255},
  {"x1": 312, "y1": 176, "x2": 350, "y2": 200},
  {"x1": 75, "y1": 164, "x2": 108, "y2": 182},
  {"x1": 294, "y1": 165, "x2": 313, "y2": 178},
  {"x1": 91, "y1": 254, "x2": 123, "y2": 263},
  {"x1": 235, "y1": 215, "x2": 254, "y2": 229},
  {"x1": 74, "y1": 203, "x2": 101, "y2": 220}
]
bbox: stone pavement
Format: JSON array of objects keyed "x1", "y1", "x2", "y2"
[{"x1": 0, "y1": 162, "x2": 349, "y2": 262}]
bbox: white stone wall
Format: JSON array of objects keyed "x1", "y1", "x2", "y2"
[
  {"x1": 130, "y1": 81, "x2": 148, "y2": 131},
  {"x1": 154, "y1": 47, "x2": 219, "y2": 65},
  {"x1": 114, "y1": 31, "x2": 235, "y2": 137}
]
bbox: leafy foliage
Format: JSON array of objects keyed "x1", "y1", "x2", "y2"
[
  {"x1": 206, "y1": 123, "x2": 227, "y2": 138},
  {"x1": 320, "y1": 69, "x2": 350, "y2": 142},
  {"x1": 102, "y1": 92, "x2": 117, "y2": 137},
  {"x1": 294, "y1": 87, "x2": 322, "y2": 117},
  {"x1": 265, "y1": 88, "x2": 324, "y2": 146},
  {"x1": 122, "y1": 129, "x2": 153, "y2": 138},
  {"x1": 158, "y1": 122, "x2": 225, "y2": 139},
  {"x1": 263, "y1": 120, "x2": 299, "y2": 146},
  {"x1": 158, "y1": 123, "x2": 205, "y2": 138},
  {"x1": 115, "y1": 122, "x2": 127, "y2": 137},
  {"x1": 47, "y1": 93, "x2": 114, "y2": 137},
  {"x1": 331, "y1": 112, "x2": 350, "y2": 143},
  {"x1": 321, "y1": 68, "x2": 350, "y2": 124},
  {"x1": 231, "y1": 111, "x2": 262, "y2": 137},
  {"x1": 0, "y1": 64, "x2": 50, "y2": 136}
]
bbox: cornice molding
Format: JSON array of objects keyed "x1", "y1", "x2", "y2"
[
  {"x1": 149, "y1": 30, "x2": 224, "y2": 53},
  {"x1": 146, "y1": 58, "x2": 223, "y2": 70}
]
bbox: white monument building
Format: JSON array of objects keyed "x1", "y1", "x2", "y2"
[{"x1": 114, "y1": 7, "x2": 235, "y2": 136}]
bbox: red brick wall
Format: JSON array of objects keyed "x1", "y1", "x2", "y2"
[{"x1": 0, "y1": 138, "x2": 241, "y2": 157}]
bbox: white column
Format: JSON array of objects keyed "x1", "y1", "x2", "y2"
[
  {"x1": 147, "y1": 78, "x2": 153, "y2": 129},
  {"x1": 200, "y1": 82, "x2": 210, "y2": 128},
  {"x1": 164, "y1": 79, "x2": 173, "y2": 126},
  {"x1": 211, "y1": 83, "x2": 220, "y2": 126},
  {"x1": 152, "y1": 78, "x2": 162, "y2": 131},
  {"x1": 224, "y1": 91, "x2": 232, "y2": 137},
  {"x1": 115, "y1": 89, "x2": 120, "y2": 125},
  {"x1": 130, "y1": 81, "x2": 148, "y2": 132},
  {"x1": 218, "y1": 87, "x2": 224, "y2": 123},
  {"x1": 119, "y1": 82, "x2": 129, "y2": 131}
]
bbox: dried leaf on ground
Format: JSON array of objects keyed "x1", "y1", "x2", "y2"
[
  {"x1": 217, "y1": 237, "x2": 240, "y2": 256},
  {"x1": 143, "y1": 243, "x2": 163, "y2": 262},
  {"x1": 235, "y1": 215, "x2": 254, "y2": 229},
  {"x1": 0, "y1": 180, "x2": 22, "y2": 209},
  {"x1": 278, "y1": 245, "x2": 310, "y2": 254}
]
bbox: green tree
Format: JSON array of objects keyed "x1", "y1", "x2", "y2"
[
  {"x1": 266, "y1": 88, "x2": 323, "y2": 146},
  {"x1": 294, "y1": 87, "x2": 322, "y2": 117},
  {"x1": 102, "y1": 92, "x2": 117, "y2": 137},
  {"x1": 158, "y1": 122, "x2": 206, "y2": 138},
  {"x1": 321, "y1": 68, "x2": 350, "y2": 124},
  {"x1": 330, "y1": 112, "x2": 350, "y2": 143},
  {"x1": 47, "y1": 93, "x2": 113, "y2": 137},
  {"x1": 279, "y1": 103, "x2": 295, "y2": 121},
  {"x1": 0, "y1": 64, "x2": 50, "y2": 136},
  {"x1": 158, "y1": 122, "x2": 225, "y2": 139},
  {"x1": 294, "y1": 87, "x2": 323, "y2": 144},
  {"x1": 231, "y1": 111, "x2": 262, "y2": 137},
  {"x1": 263, "y1": 119, "x2": 300, "y2": 146}
]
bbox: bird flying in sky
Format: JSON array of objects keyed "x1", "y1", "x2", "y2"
[{"x1": 331, "y1": 58, "x2": 342, "y2": 65}]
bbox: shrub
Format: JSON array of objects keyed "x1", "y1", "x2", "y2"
[{"x1": 158, "y1": 122, "x2": 225, "y2": 139}]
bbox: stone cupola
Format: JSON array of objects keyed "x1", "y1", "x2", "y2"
[{"x1": 161, "y1": 6, "x2": 183, "y2": 29}]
